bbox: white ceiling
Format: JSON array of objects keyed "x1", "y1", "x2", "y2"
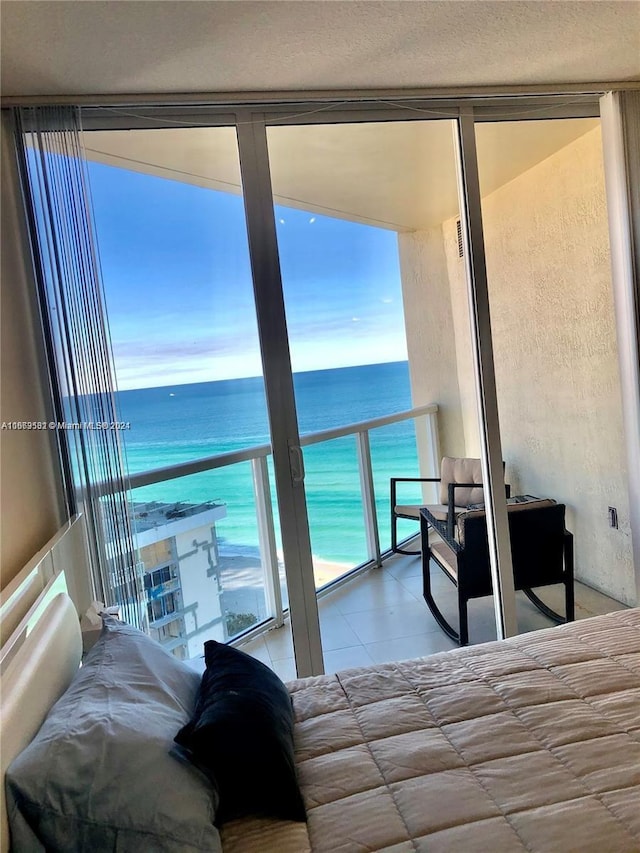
[
  {"x1": 85, "y1": 118, "x2": 598, "y2": 230},
  {"x1": 1, "y1": 1, "x2": 639, "y2": 99}
]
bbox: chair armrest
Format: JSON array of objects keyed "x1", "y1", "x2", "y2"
[
  {"x1": 391, "y1": 477, "x2": 441, "y2": 508},
  {"x1": 445, "y1": 481, "x2": 509, "y2": 537},
  {"x1": 448, "y1": 481, "x2": 482, "y2": 493},
  {"x1": 422, "y1": 505, "x2": 461, "y2": 553},
  {"x1": 390, "y1": 477, "x2": 442, "y2": 484}
]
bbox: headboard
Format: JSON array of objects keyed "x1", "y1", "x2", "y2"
[{"x1": 0, "y1": 516, "x2": 88, "y2": 853}]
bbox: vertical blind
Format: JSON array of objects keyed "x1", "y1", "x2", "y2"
[{"x1": 14, "y1": 105, "x2": 143, "y2": 627}]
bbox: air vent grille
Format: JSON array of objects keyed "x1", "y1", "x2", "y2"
[{"x1": 456, "y1": 219, "x2": 464, "y2": 258}]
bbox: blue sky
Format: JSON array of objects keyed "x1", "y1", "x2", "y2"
[{"x1": 89, "y1": 162, "x2": 408, "y2": 390}]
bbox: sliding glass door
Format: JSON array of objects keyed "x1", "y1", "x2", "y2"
[
  {"x1": 84, "y1": 125, "x2": 293, "y2": 661},
  {"x1": 28, "y1": 94, "x2": 619, "y2": 678},
  {"x1": 262, "y1": 116, "x2": 509, "y2": 668},
  {"x1": 79, "y1": 107, "x2": 524, "y2": 674}
]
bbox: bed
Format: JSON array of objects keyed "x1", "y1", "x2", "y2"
[{"x1": 2, "y1": 518, "x2": 640, "y2": 853}]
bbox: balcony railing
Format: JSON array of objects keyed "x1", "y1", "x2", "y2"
[{"x1": 126, "y1": 403, "x2": 440, "y2": 648}]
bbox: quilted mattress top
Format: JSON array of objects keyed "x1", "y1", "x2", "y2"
[{"x1": 224, "y1": 608, "x2": 640, "y2": 853}]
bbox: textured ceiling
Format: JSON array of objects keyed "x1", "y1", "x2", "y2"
[{"x1": 1, "y1": 1, "x2": 639, "y2": 99}]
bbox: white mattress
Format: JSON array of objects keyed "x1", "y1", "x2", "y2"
[{"x1": 223, "y1": 608, "x2": 640, "y2": 852}]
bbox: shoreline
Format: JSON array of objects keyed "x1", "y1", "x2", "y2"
[
  {"x1": 311, "y1": 556, "x2": 354, "y2": 588},
  {"x1": 218, "y1": 544, "x2": 354, "y2": 590}
]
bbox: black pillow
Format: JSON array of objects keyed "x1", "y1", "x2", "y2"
[{"x1": 174, "y1": 640, "x2": 306, "y2": 825}]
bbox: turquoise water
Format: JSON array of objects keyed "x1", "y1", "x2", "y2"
[{"x1": 117, "y1": 361, "x2": 423, "y2": 566}]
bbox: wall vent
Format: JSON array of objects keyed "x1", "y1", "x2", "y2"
[{"x1": 456, "y1": 219, "x2": 464, "y2": 258}]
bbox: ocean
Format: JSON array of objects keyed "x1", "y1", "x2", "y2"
[{"x1": 116, "y1": 360, "x2": 423, "y2": 569}]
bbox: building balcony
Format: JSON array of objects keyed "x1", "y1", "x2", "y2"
[
  {"x1": 123, "y1": 398, "x2": 630, "y2": 677},
  {"x1": 238, "y1": 547, "x2": 628, "y2": 680}
]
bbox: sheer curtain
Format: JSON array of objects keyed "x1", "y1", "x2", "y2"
[{"x1": 14, "y1": 105, "x2": 143, "y2": 627}]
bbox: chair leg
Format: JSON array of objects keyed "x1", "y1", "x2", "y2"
[
  {"x1": 423, "y1": 578, "x2": 461, "y2": 644},
  {"x1": 391, "y1": 505, "x2": 398, "y2": 552},
  {"x1": 423, "y1": 579, "x2": 468, "y2": 646},
  {"x1": 522, "y1": 588, "x2": 566, "y2": 624},
  {"x1": 458, "y1": 591, "x2": 469, "y2": 646},
  {"x1": 391, "y1": 512, "x2": 421, "y2": 555},
  {"x1": 565, "y1": 578, "x2": 575, "y2": 623},
  {"x1": 564, "y1": 531, "x2": 575, "y2": 622},
  {"x1": 421, "y1": 518, "x2": 461, "y2": 643},
  {"x1": 394, "y1": 540, "x2": 422, "y2": 556},
  {"x1": 523, "y1": 531, "x2": 575, "y2": 625}
]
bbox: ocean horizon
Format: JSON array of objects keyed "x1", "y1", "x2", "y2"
[{"x1": 116, "y1": 360, "x2": 423, "y2": 568}]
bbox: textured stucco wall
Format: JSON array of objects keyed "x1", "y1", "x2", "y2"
[
  {"x1": 442, "y1": 226, "x2": 482, "y2": 456},
  {"x1": 397, "y1": 226, "x2": 466, "y2": 461},
  {"x1": 441, "y1": 126, "x2": 634, "y2": 604}
]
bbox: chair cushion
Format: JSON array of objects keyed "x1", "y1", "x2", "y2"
[
  {"x1": 430, "y1": 541, "x2": 458, "y2": 581},
  {"x1": 394, "y1": 504, "x2": 422, "y2": 519},
  {"x1": 439, "y1": 457, "x2": 484, "y2": 506},
  {"x1": 423, "y1": 504, "x2": 467, "y2": 522}
]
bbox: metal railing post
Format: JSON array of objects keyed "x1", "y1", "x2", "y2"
[
  {"x1": 356, "y1": 430, "x2": 381, "y2": 567},
  {"x1": 427, "y1": 411, "x2": 441, "y2": 478},
  {"x1": 252, "y1": 456, "x2": 284, "y2": 627}
]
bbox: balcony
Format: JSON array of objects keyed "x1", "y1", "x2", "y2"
[
  {"x1": 127, "y1": 404, "x2": 439, "y2": 659},
  {"x1": 84, "y1": 113, "x2": 634, "y2": 668},
  {"x1": 125, "y1": 402, "x2": 628, "y2": 675},
  {"x1": 237, "y1": 552, "x2": 627, "y2": 679}
]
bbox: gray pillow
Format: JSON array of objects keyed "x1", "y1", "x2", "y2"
[{"x1": 6, "y1": 617, "x2": 222, "y2": 853}]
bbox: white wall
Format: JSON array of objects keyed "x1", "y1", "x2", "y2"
[
  {"x1": 398, "y1": 226, "x2": 466, "y2": 460},
  {"x1": 480, "y1": 126, "x2": 634, "y2": 603},
  {"x1": 176, "y1": 523, "x2": 225, "y2": 658},
  {"x1": 0, "y1": 114, "x2": 65, "y2": 590},
  {"x1": 400, "y1": 125, "x2": 634, "y2": 604}
]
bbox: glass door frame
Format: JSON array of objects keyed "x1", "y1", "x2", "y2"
[
  {"x1": 76, "y1": 94, "x2": 613, "y2": 676},
  {"x1": 235, "y1": 114, "x2": 323, "y2": 677},
  {"x1": 247, "y1": 99, "x2": 602, "y2": 671}
]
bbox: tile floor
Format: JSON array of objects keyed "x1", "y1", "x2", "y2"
[{"x1": 238, "y1": 544, "x2": 629, "y2": 681}]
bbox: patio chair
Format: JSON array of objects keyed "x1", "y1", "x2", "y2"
[
  {"x1": 391, "y1": 456, "x2": 509, "y2": 555},
  {"x1": 421, "y1": 499, "x2": 574, "y2": 645}
]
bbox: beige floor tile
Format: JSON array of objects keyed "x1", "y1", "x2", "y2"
[
  {"x1": 323, "y1": 644, "x2": 374, "y2": 674},
  {"x1": 270, "y1": 657, "x2": 297, "y2": 682},
  {"x1": 395, "y1": 572, "x2": 429, "y2": 601},
  {"x1": 365, "y1": 632, "x2": 457, "y2": 664},
  {"x1": 384, "y1": 554, "x2": 424, "y2": 581},
  {"x1": 264, "y1": 623, "x2": 295, "y2": 659},
  {"x1": 241, "y1": 551, "x2": 629, "y2": 677},
  {"x1": 327, "y1": 575, "x2": 420, "y2": 616},
  {"x1": 344, "y1": 599, "x2": 442, "y2": 645},
  {"x1": 237, "y1": 634, "x2": 272, "y2": 665},
  {"x1": 320, "y1": 611, "x2": 363, "y2": 651},
  {"x1": 317, "y1": 598, "x2": 343, "y2": 619}
]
